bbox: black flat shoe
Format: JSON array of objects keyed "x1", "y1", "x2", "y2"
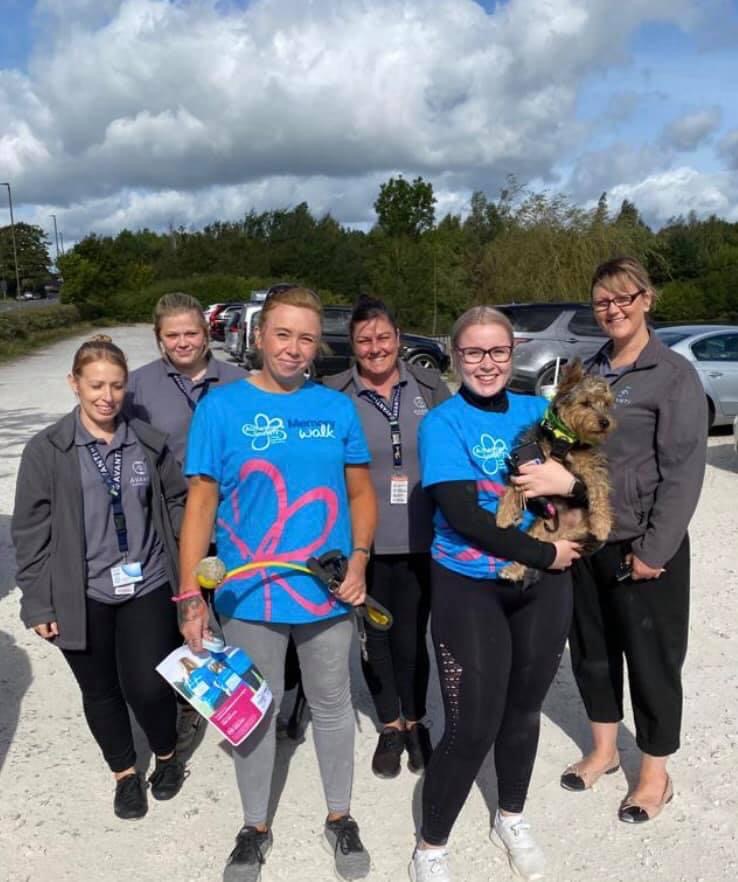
[
  {"x1": 619, "y1": 776, "x2": 674, "y2": 824},
  {"x1": 149, "y1": 755, "x2": 186, "y2": 801},
  {"x1": 114, "y1": 772, "x2": 148, "y2": 820}
]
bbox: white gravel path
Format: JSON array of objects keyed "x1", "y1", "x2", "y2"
[{"x1": 1, "y1": 325, "x2": 736, "y2": 882}]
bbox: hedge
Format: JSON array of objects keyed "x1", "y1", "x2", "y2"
[{"x1": 0, "y1": 303, "x2": 81, "y2": 343}]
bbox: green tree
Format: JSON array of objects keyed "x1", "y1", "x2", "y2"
[
  {"x1": 0, "y1": 222, "x2": 52, "y2": 293},
  {"x1": 374, "y1": 176, "x2": 436, "y2": 238}
]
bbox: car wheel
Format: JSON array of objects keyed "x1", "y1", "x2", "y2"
[
  {"x1": 407, "y1": 352, "x2": 440, "y2": 371},
  {"x1": 535, "y1": 362, "x2": 565, "y2": 397}
]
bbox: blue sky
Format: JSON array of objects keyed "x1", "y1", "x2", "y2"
[{"x1": 2, "y1": 0, "x2": 738, "y2": 242}]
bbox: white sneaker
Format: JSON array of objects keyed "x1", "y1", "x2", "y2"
[
  {"x1": 408, "y1": 846, "x2": 452, "y2": 882},
  {"x1": 490, "y1": 813, "x2": 545, "y2": 881}
]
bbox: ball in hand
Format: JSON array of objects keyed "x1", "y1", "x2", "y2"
[{"x1": 196, "y1": 556, "x2": 226, "y2": 589}]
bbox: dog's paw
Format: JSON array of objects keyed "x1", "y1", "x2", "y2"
[
  {"x1": 500, "y1": 561, "x2": 526, "y2": 582},
  {"x1": 579, "y1": 533, "x2": 607, "y2": 556}
]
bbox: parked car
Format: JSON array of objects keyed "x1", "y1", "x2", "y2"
[
  {"x1": 496, "y1": 302, "x2": 608, "y2": 395},
  {"x1": 235, "y1": 302, "x2": 268, "y2": 364},
  {"x1": 210, "y1": 302, "x2": 244, "y2": 342},
  {"x1": 239, "y1": 304, "x2": 450, "y2": 376},
  {"x1": 654, "y1": 325, "x2": 738, "y2": 428},
  {"x1": 224, "y1": 307, "x2": 244, "y2": 358}
]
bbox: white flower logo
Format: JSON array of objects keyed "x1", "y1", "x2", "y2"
[
  {"x1": 242, "y1": 413, "x2": 288, "y2": 451},
  {"x1": 472, "y1": 434, "x2": 508, "y2": 476}
]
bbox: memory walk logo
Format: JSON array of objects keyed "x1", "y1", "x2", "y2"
[{"x1": 288, "y1": 418, "x2": 336, "y2": 440}]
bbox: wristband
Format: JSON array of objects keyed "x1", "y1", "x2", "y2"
[
  {"x1": 171, "y1": 590, "x2": 204, "y2": 603},
  {"x1": 351, "y1": 546, "x2": 371, "y2": 559}
]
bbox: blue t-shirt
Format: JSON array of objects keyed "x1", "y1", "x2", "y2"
[
  {"x1": 419, "y1": 391, "x2": 547, "y2": 580},
  {"x1": 185, "y1": 380, "x2": 371, "y2": 624}
]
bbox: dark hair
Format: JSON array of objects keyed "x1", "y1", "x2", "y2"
[
  {"x1": 349, "y1": 295, "x2": 398, "y2": 338},
  {"x1": 71, "y1": 335, "x2": 128, "y2": 379}
]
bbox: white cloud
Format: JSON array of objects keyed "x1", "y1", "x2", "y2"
[
  {"x1": 660, "y1": 107, "x2": 722, "y2": 151},
  {"x1": 0, "y1": 0, "x2": 718, "y2": 236}
]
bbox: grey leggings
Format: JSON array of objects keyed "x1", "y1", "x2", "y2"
[{"x1": 221, "y1": 614, "x2": 355, "y2": 826}]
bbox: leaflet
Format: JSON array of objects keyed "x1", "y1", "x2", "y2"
[{"x1": 157, "y1": 643, "x2": 272, "y2": 746}]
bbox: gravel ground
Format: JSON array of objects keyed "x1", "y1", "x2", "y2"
[{"x1": 1, "y1": 325, "x2": 736, "y2": 882}]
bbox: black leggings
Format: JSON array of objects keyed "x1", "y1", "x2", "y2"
[
  {"x1": 61, "y1": 585, "x2": 181, "y2": 773},
  {"x1": 422, "y1": 562, "x2": 572, "y2": 846},
  {"x1": 361, "y1": 553, "x2": 431, "y2": 725}
]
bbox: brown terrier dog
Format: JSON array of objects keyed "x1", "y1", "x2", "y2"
[{"x1": 496, "y1": 360, "x2": 615, "y2": 583}]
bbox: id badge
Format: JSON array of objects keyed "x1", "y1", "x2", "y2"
[
  {"x1": 111, "y1": 561, "x2": 144, "y2": 596},
  {"x1": 390, "y1": 474, "x2": 409, "y2": 505}
]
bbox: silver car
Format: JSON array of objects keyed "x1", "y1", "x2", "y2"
[
  {"x1": 654, "y1": 325, "x2": 738, "y2": 428},
  {"x1": 498, "y1": 302, "x2": 607, "y2": 395}
]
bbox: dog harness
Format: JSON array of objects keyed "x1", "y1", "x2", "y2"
[{"x1": 540, "y1": 408, "x2": 581, "y2": 461}]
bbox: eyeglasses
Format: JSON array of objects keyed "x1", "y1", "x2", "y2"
[
  {"x1": 592, "y1": 289, "x2": 645, "y2": 312},
  {"x1": 455, "y1": 345, "x2": 513, "y2": 365}
]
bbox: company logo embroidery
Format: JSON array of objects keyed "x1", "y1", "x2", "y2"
[
  {"x1": 130, "y1": 460, "x2": 149, "y2": 485},
  {"x1": 242, "y1": 413, "x2": 288, "y2": 451},
  {"x1": 413, "y1": 395, "x2": 428, "y2": 415},
  {"x1": 615, "y1": 385, "x2": 632, "y2": 406},
  {"x1": 471, "y1": 434, "x2": 508, "y2": 476}
]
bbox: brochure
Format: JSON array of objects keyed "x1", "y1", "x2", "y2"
[{"x1": 157, "y1": 643, "x2": 272, "y2": 746}]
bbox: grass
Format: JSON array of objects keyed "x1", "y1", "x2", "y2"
[{"x1": 0, "y1": 321, "x2": 114, "y2": 365}]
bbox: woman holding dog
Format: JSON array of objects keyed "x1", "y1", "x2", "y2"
[
  {"x1": 409, "y1": 306, "x2": 583, "y2": 882},
  {"x1": 12, "y1": 336, "x2": 188, "y2": 820},
  {"x1": 554, "y1": 257, "x2": 706, "y2": 822},
  {"x1": 324, "y1": 295, "x2": 450, "y2": 779},
  {"x1": 176, "y1": 286, "x2": 376, "y2": 882}
]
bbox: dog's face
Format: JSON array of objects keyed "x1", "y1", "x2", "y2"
[{"x1": 553, "y1": 360, "x2": 616, "y2": 445}]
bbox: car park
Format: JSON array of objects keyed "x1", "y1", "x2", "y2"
[
  {"x1": 496, "y1": 302, "x2": 608, "y2": 395},
  {"x1": 654, "y1": 325, "x2": 738, "y2": 428},
  {"x1": 209, "y1": 302, "x2": 244, "y2": 342}
]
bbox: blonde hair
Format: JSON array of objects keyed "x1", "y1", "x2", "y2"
[
  {"x1": 153, "y1": 292, "x2": 209, "y2": 341},
  {"x1": 260, "y1": 287, "x2": 322, "y2": 327},
  {"x1": 590, "y1": 256, "x2": 659, "y2": 302},
  {"x1": 71, "y1": 334, "x2": 128, "y2": 379}
]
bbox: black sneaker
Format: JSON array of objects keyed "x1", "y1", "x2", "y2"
[
  {"x1": 371, "y1": 727, "x2": 405, "y2": 778},
  {"x1": 223, "y1": 826, "x2": 273, "y2": 882},
  {"x1": 149, "y1": 755, "x2": 186, "y2": 800},
  {"x1": 114, "y1": 772, "x2": 148, "y2": 820},
  {"x1": 323, "y1": 815, "x2": 370, "y2": 880},
  {"x1": 405, "y1": 723, "x2": 433, "y2": 774}
]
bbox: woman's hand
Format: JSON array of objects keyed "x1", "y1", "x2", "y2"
[
  {"x1": 178, "y1": 595, "x2": 211, "y2": 652},
  {"x1": 550, "y1": 540, "x2": 582, "y2": 570},
  {"x1": 33, "y1": 622, "x2": 59, "y2": 640},
  {"x1": 629, "y1": 553, "x2": 665, "y2": 581},
  {"x1": 333, "y1": 555, "x2": 367, "y2": 606},
  {"x1": 511, "y1": 459, "x2": 575, "y2": 498}
]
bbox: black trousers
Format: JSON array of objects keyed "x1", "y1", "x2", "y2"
[
  {"x1": 569, "y1": 536, "x2": 690, "y2": 756},
  {"x1": 62, "y1": 585, "x2": 181, "y2": 773},
  {"x1": 361, "y1": 553, "x2": 431, "y2": 725},
  {"x1": 421, "y1": 562, "x2": 572, "y2": 846}
]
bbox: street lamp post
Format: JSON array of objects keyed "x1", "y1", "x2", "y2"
[
  {"x1": 50, "y1": 213, "x2": 61, "y2": 264},
  {"x1": 1, "y1": 182, "x2": 22, "y2": 299}
]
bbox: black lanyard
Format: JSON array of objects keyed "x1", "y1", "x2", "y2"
[
  {"x1": 362, "y1": 384, "x2": 403, "y2": 468},
  {"x1": 170, "y1": 373, "x2": 211, "y2": 412},
  {"x1": 86, "y1": 443, "x2": 128, "y2": 555}
]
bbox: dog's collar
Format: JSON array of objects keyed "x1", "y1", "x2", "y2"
[{"x1": 541, "y1": 408, "x2": 579, "y2": 446}]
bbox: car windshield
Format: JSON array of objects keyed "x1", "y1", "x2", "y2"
[
  {"x1": 323, "y1": 311, "x2": 350, "y2": 334},
  {"x1": 655, "y1": 329, "x2": 692, "y2": 347},
  {"x1": 497, "y1": 306, "x2": 561, "y2": 333}
]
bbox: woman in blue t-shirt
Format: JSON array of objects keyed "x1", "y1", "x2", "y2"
[
  {"x1": 176, "y1": 287, "x2": 376, "y2": 882},
  {"x1": 409, "y1": 307, "x2": 582, "y2": 882}
]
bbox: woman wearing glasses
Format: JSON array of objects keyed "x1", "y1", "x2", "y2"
[
  {"x1": 409, "y1": 306, "x2": 582, "y2": 882},
  {"x1": 550, "y1": 258, "x2": 707, "y2": 822}
]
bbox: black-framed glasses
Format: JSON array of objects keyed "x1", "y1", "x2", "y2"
[
  {"x1": 455, "y1": 345, "x2": 513, "y2": 365},
  {"x1": 592, "y1": 289, "x2": 645, "y2": 312}
]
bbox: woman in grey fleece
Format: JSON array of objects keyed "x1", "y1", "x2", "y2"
[{"x1": 527, "y1": 257, "x2": 706, "y2": 824}]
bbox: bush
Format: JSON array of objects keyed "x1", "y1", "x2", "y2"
[{"x1": 0, "y1": 303, "x2": 80, "y2": 342}]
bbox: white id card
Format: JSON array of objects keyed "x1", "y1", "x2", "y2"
[
  {"x1": 111, "y1": 561, "x2": 144, "y2": 596},
  {"x1": 390, "y1": 474, "x2": 409, "y2": 505}
]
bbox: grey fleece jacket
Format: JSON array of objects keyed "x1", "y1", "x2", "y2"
[
  {"x1": 587, "y1": 332, "x2": 707, "y2": 569},
  {"x1": 12, "y1": 411, "x2": 187, "y2": 650},
  {"x1": 322, "y1": 361, "x2": 450, "y2": 409}
]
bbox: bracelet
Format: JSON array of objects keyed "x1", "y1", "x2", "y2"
[
  {"x1": 171, "y1": 590, "x2": 203, "y2": 603},
  {"x1": 351, "y1": 546, "x2": 371, "y2": 559}
]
